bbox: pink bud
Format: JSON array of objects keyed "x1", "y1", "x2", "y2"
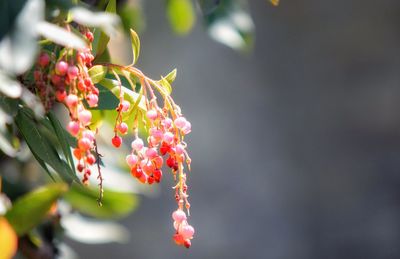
[
  {"x1": 126, "y1": 154, "x2": 138, "y2": 167},
  {"x1": 146, "y1": 110, "x2": 158, "y2": 120},
  {"x1": 55, "y1": 61, "x2": 68, "y2": 75},
  {"x1": 163, "y1": 132, "x2": 174, "y2": 144},
  {"x1": 180, "y1": 225, "x2": 195, "y2": 239},
  {"x1": 174, "y1": 117, "x2": 187, "y2": 129},
  {"x1": 67, "y1": 121, "x2": 80, "y2": 136},
  {"x1": 65, "y1": 94, "x2": 78, "y2": 107},
  {"x1": 67, "y1": 65, "x2": 79, "y2": 79},
  {"x1": 172, "y1": 209, "x2": 187, "y2": 222},
  {"x1": 78, "y1": 110, "x2": 92, "y2": 125},
  {"x1": 121, "y1": 100, "x2": 130, "y2": 112},
  {"x1": 118, "y1": 122, "x2": 128, "y2": 134},
  {"x1": 182, "y1": 121, "x2": 191, "y2": 135},
  {"x1": 145, "y1": 148, "x2": 158, "y2": 159},
  {"x1": 38, "y1": 53, "x2": 50, "y2": 67},
  {"x1": 86, "y1": 94, "x2": 98, "y2": 107},
  {"x1": 162, "y1": 118, "x2": 173, "y2": 128},
  {"x1": 131, "y1": 138, "x2": 144, "y2": 151},
  {"x1": 150, "y1": 127, "x2": 163, "y2": 140},
  {"x1": 78, "y1": 137, "x2": 92, "y2": 150},
  {"x1": 175, "y1": 143, "x2": 185, "y2": 155},
  {"x1": 82, "y1": 130, "x2": 95, "y2": 141}
]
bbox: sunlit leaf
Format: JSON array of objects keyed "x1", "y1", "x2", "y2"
[
  {"x1": 129, "y1": 29, "x2": 140, "y2": 65},
  {"x1": 70, "y1": 6, "x2": 120, "y2": 37},
  {"x1": 64, "y1": 184, "x2": 138, "y2": 219},
  {"x1": 163, "y1": 68, "x2": 177, "y2": 84},
  {"x1": 0, "y1": 71, "x2": 22, "y2": 98},
  {"x1": 36, "y1": 21, "x2": 87, "y2": 50},
  {"x1": 0, "y1": 0, "x2": 44, "y2": 75},
  {"x1": 89, "y1": 0, "x2": 119, "y2": 57},
  {"x1": 159, "y1": 76, "x2": 173, "y2": 95},
  {"x1": 88, "y1": 65, "x2": 108, "y2": 84},
  {"x1": 5, "y1": 183, "x2": 68, "y2": 235},
  {"x1": 166, "y1": 0, "x2": 196, "y2": 35},
  {"x1": 62, "y1": 213, "x2": 129, "y2": 244},
  {"x1": 199, "y1": 0, "x2": 254, "y2": 51}
]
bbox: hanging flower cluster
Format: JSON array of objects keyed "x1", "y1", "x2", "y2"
[
  {"x1": 30, "y1": 25, "x2": 195, "y2": 248},
  {"x1": 32, "y1": 29, "x2": 100, "y2": 185}
]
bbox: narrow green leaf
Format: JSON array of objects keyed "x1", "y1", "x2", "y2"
[
  {"x1": 166, "y1": 0, "x2": 196, "y2": 35},
  {"x1": 47, "y1": 112, "x2": 75, "y2": 173},
  {"x1": 5, "y1": 183, "x2": 68, "y2": 235},
  {"x1": 88, "y1": 65, "x2": 108, "y2": 84},
  {"x1": 64, "y1": 184, "x2": 138, "y2": 219},
  {"x1": 129, "y1": 29, "x2": 140, "y2": 65},
  {"x1": 159, "y1": 76, "x2": 173, "y2": 95},
  {"x1": 92, "y1": 0, "x2": 116, "y2": 57},
  {"x1": 15, "y1": 108, "x2": 78, "y2": 183},
  {"x1": 98, "y1": 78, "x2": 146, "y2": 111},
  {"x1": 163, "y1": 68, "x2": 177, "y2": 84}
]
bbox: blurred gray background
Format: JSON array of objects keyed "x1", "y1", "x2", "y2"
[{"x1": 68, "y1": 0, "x2": 400, "y2": 258}]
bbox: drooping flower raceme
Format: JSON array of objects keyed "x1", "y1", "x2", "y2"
[{"x1": 30, "y1": 26, "x2": 195, "y2": 248}]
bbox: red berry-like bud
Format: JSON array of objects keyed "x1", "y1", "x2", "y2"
[
  {"x1": 147, "y1": 176, "x2": 155, "y2": 185},
  {"x1": 153, "y1": 169, "x2": 162, "y2": 183},
  {"x1": 38, "y1": 53, "x2": 50, "y2": 67},
  {"x1": 85, "y1": 31, "x2": 94, "y2": 42},
  {"x1": 112, "y1": 135, "x2": 122, "y2": 148},
  {"x1": 34, "y1": 70, "x2": 42, "y2": 81},
  {"x1": 77, "y1": 80, "x2": 86, "y2": 91},
  {"x1": 77, "y1": 163, "x2": 84, "y2": 172},
  {"x1": 167, "y1": 156, "x2": 176, "y2": 168},
  {"x1": 173, "y1": 234, "x2": 184, "y2": 245},
  {"x1": 51, "y1": 74, "x2": 61, "y2": 85},
  {"x1": 55, "y1": 90, "x2": 67, "y2": 102},
  {"x1": 84, "y1": 78, "x2": 92, "y2": 87},
  {"x1": 160, "y1": 142, "x2": 171, "y2": 155},
  {"x1": 183, "y1": 239, "x2": 191, "y2": 249},
  {"x1": 86, "y1": 154, "x2": 96, "y2": 165},
  {"x1": 55, "y1": 61, "x2": 68, "y2": 75},
  {"x1": 73, "y1": 148, "x2": 83, "y2": 160}
]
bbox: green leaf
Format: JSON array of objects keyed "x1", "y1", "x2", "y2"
[
  {"x1": 15, "y1": 108, "x2": 78, "y2": 183},
  {"x1": 199, "y1": 0, "x2": 254, "y2": 51},
  {"x1": 64, "y1": 184, "x2": 138, "y2": 219},
  {"x1": 163, "y1": 68, "x2": 177, "y2": 84},
  {"x1": 36, "y1": 22, "x2": 87, "y2": 50},
  {"x1": 92, "y1": 83, "x2": 119, "y2": 110},
  {"x1": 90, "y1": 0, "x2": 117, "y2": 57},
  {"x1": 129, "y1": 29, "x2": 140, "y2": 65},
  {"x1": 159, "y1": 76, "x2": 173, "y2": 95},
  {"x1": 5, "y1": 183, "x2": 68, "y2": 235},
  {"x1": 166, "y1": 0, "x2": 196, "y2": 35},
  {"x1": 98, "y1": 78, "x2": 146, "y2": 111},
  {"x1": 0, "y1": 0, "x2": 44, "y2": 75},
  {"x1": 47, "y1": 112, "x2": 75, "y2": 173},
  {"x1": 88, "y1": 65, "x2": 108, "y2": 84}
]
